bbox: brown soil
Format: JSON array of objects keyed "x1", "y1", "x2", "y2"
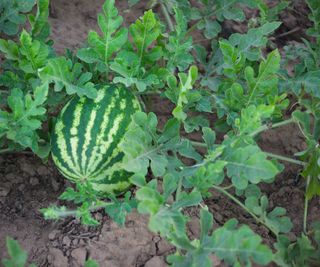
[{"x1": 1, "y1": 0, "x2": 319, "y2": 267}]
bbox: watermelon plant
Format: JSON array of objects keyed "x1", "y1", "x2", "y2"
[
  {"x1": 1, "y1": 237, "x2": 98, "y2": 267},
  {"x1": 0, "y1": 0, "x2": 320, "y2": 266}
]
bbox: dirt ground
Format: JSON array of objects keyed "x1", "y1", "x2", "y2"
[{"x1": 1, "y1": 0, "x2": 320, "y2": 266}]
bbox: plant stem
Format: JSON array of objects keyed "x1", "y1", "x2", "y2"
[
  {"x1": 249, "y1": 118, "x2": 295, "y2": 137},
  {"x1": 176, "y1": 175, "x2": 183, "y2": 200},
  {"x1": 212, "y1": 185, "x2": 278, "y2": 237},
  {"x1": 303, "y1": 176, "x2": 311, "y2": 234},
  {"x1": 160, "y1": 1, "x2": 174, "y2": 32},
  {"x1": 185, "y1": 21, "x2": 201, "y2": 37},
  {"x1": 191, "y1": 140, "x2": 307, "y2": 166},
  {"x1": 48, "y1": 202, "x2": 113, "y2": 218},
  {"x1": 190, "y1": 140, "x2": 207, "y2": 148},
  {"x1": 0, "y1": 148, "x2": 11, "y2": 154},
  {"x1": 265, "y1": 152, "x2": 306, "y2": 166}
]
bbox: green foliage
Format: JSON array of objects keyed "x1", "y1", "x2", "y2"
[
  {"x1": 165, "y1": 9, "x2": 194, "y2": 71},
  {"x1": 223, "y1": 144, "x2": 281, "y2": 189},
  {"x1": 77, "y1": 0, "x2": 127, "y2": 72},
  {"x1": 306, "y1": 0, "x2": 320, "y2": 41},
  {"x1": 1, "y1": 237, "x2": 100, "y2": 267},
  {"x1": 28, "y1": 0, "x2": 50, "y2": 41},
  {"x1": 0, "y1": 29, "x2": 49, "y2": 74},
  {"x1": 1, "y1": 0, "x2": 320, "y2": 266},
  {"x1": 166, "y1": 66, "x2": 199, "y2": 121},
  {"x1": 105, "y1": 192, "x2": 137, "y2": 226},
  {"x1": 0, "y1": 0, "x2": 36, "y2": 36},
  {"x1": 0, "y1": 83, "x2": 49, "y2": 157},
  {"x1": 110, "y1": 10, "x2": 165, "y2": 92},
  {"x1": 39, "y1": 57, "x2": 97, "y2": 98},
  {"x1": 168, "y1": 213, "x2": 274, "y2": 267},
  {"x1": 2, "y1": 237, "x2": 36, "y2": 267},
  {"x1": 210, "y1": 219, "x2": 273, "y2": 266}
]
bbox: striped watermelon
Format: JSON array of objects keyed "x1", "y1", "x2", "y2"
[{"x1": 51, "y1": 85, "x2": 140, "y2": 194}]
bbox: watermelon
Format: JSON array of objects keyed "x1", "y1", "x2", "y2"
[{"x1": 51, "y1": 85, "x2": 140, "y2": 194}]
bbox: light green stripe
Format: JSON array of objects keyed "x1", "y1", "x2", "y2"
[
  {"x1": 92, "y1": 181, "x2": 131, "y2": 194},
  {"x1": 90, "y1": 148, "x2": 121, "y2": 180},
  {"x1": 85, "y1": 98, "x2": 117, "y2": 175},
  {"x1": 87, "y1": 114, "x2": 124, "y2": 177},
  {"x1": 52, "y1": 151, "x2": 81, "y2": 180},
  {"x1": 55, "y1": 120, "x2": 83, "y2": 177},
  {"x1": 81, "y1": 109, "x2": 97, "y2": 175},
  {"x1": 69, "y1": 99, "x2": 85, "y2": 174}
]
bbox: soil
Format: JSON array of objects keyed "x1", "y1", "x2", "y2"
[{"x1": 1, "y1": 1, "x2": 320, "y2": 267}]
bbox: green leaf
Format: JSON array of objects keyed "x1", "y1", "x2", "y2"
[
  {"x1": 229, "y1": 22, "x2": 281, "y2": 60},
  {"x1": 77, "y1": 0, "x2": 127, "y2": 71},
  {"x1": 172, "y1": 191, "x2": 202, "y2": 210},
  {"x1": 84, "y1": 259, "x2": 100, "y2": 267},
  {"x1": 186, "y1": 160, "x2": 226, "y2": 195},
  {"x1": 39, "y1": 57, "x2": 97, "y2": 98},
  {"x1": 0, "y1": 0, "x2": 36, "y2": 35},
  {"x1": 184, "y1": 115, "x2": 209, "y2": 133},
  {"x1": 163, "y1": 173, "x2": 179, "y2": 200},
  {"x1": 170, "y1": 66, "x2": 198, "y2": 121},
  {"x1": 105, "y1": 192, "x2": 137, "y2": 226},
  {"x1": 211, "y1": 219, "x2": 274, "y2": 266},
  {"x1": 0, "y1": 39, "x2": 19, "y2": 60},
  {"x1": 110, "y1": 10, "x2": 163, "y2": 92},
  {"x1": 245, "y1": 49, "x2": 280, "y2": 106},
  {"x1": 2, "y1": 83, "x2": 48, "y2": 154},
  {"x1": 129, "y1": 10, "x2": 161, "y2": 62},
  {"x1": 19, "y1": 30, "x2": 49, "y2": 73},
  {"x1": 301, "y1": 147, "x2": 320, "y2": 199},
  {"x1": 224, "y1": 144, "x2": 280, "y2": 189},
  {"x1": 120, "y1": 112, "x2": 168, "y2": 177},
  {"x1": 286, "y1": 70, "x2": 320, "y2": 97},
  {"x1": 165, "y1": 9, "x2": 194, "y2": 71},
  {"x1": 2, "y1": 237, "x2": 28, "y2": 267},
  {"x1": 235, "y1": 105, "x2": 274, "y2": 135},
  {"x1": 219, "y1": 40, "x2": 246, "y2": 79},
  {"x1": 202, "y1": 127, "x2": 216, "y2": 150},
  {"x1": 28, "y1": 0, "x2": 50, "y2": 40}
]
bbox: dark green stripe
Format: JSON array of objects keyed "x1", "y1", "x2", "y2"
[
  {"x1": 51, "y1": 97, "x2": 79, "y2": 176},
  {"x1": 61, "y1": 96, "x2": 82, "y2": 172},
  {"x1": 83, "y1": 88, "x2": 114, "y2": 174},
  {"x1": 75, "y1": 96, "x2": 96, "y2": 175},
  {"x1": 90, "y1": 87, "x2": 138, "y2": 178},
  {"x1": 93, "y1": 169, "x2": 132, "y2": 184}
]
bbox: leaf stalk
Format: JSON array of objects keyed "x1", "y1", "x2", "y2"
[{"x1": 212, "y1": 185, "x2": 279, "y2": 237}]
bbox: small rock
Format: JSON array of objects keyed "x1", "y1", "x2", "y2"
[
  {"x1": 71, "y1": 247, "x2": 87, "y2": 266},
  {"x1": 18, "y1": 184, "x2": 25, "y2": 191},
  {"x1": 48, "y1": 229, "x2": 60, "y2": 240},
  {"x1": 47, "y1": 248, "x2": 68, "y2": 267},
  {"x1": 210, "y1": 254, "x2": 221, "y2": 266},
  {"x1": 30, "y1": 177, "x2": 39, "y2": 186},
  {"x1": 52, "y1": 240, "x2": 59, "y2": 247},
  {"x1": 5, "y1": 173, "x2": 23, "y2": 184},
  {"x1": 157, "y1": 239, "x2": 174, "y2": 254},
  {"x1": 214, "y1": 213, "x2": 223, "y2": 223},
  {"x1": 51, "y1": 178, "x2": 60, "y2": 192},
  {"x1": 94, "y1": 213, "x2": 103, "y2": 221},
  {"x1": 152, "y1": 236, "x2": 161, "y2": 243},
  {"x1": 145, "y1": 256, "x2": 167, "y2": 267},
  {"x1": 188, "y1": 217, "x2": 200, "y2": 237},
  {"x1": 37, "y1": 165, "x2": 50, "y2": 176},
  {"x1": 288, "y1": 232, "x2": 297, "y2": 242},
  {"x1": 20, "y1": 161, "x2": 36, "y2": 176},
  {"x1": 0, "y1": 184, "x2": 11, "y2": 197},
  {"x1": 62, "y1": 236, "x2": 71, "y2": 247},
  {"x1": 72, "y1": 239, "x2": 79, "y2": 246}
]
